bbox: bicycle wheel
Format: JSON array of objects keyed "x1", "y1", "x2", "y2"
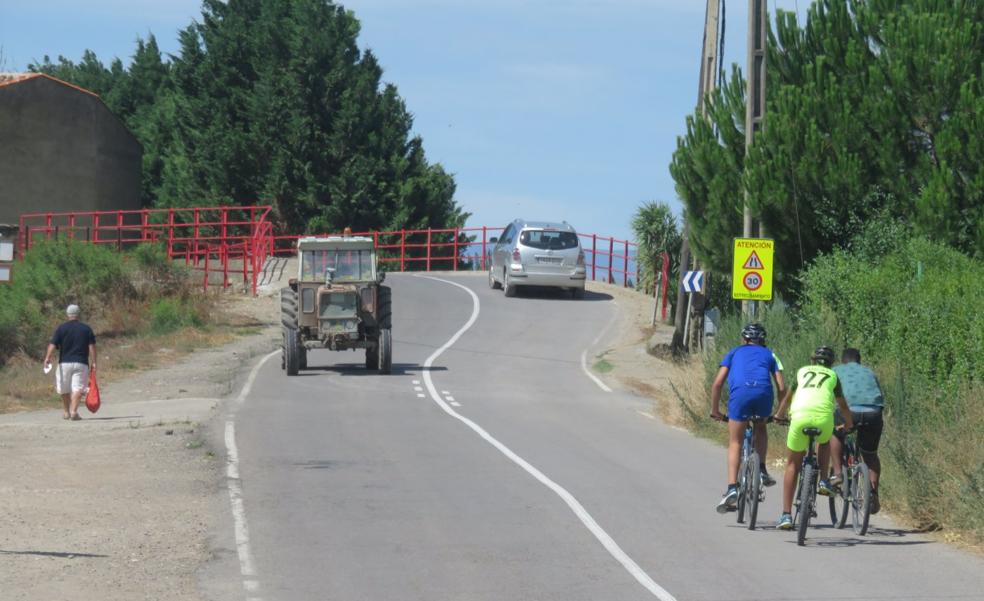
[
  {"x1": 797, "y1": 463, "x2": 816, "y2": 546},
  {"x1": 828, "y1": 466, "x2": 849, "y2": 528},
  {"x1": 851, "y1": 462, "x2": 873, "y2": 535},
  {"x1": 792, "y1": 472, "x2": 803, "y2": 528},
  {"x1": 747, "y1": 454, "x2": 762, "y2": 531},
  {"x1": 736, "y1": 457, "x2": 748, "y2": 524}
]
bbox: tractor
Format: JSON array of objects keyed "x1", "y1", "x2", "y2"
[{"x1": 280, "y1": 235, "x2": 392, "y2": 375}]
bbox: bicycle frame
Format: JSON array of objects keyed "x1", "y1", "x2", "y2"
[
  {"x1": 736, "y1": 416, "x2": 769, "y2": 530},
  {"x1": 830, "y1": 429, "x2": 872, "y2": 535},
  {"x1": 793, "y1": 429, "x2": 822, "y2": 546}
]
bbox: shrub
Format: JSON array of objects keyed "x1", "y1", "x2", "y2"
[
  {"x1": 0, "y1": 240, "x2": 133, "y2": 362},
  {"x1": 149, "y1": 297, "x2": 205, "y2": 334},
  {"x1": 695, "y1": 235, "x2": 983, "y2": 541},
  {"x1": 130, "y1": 243, "x2": 190, "y2": 290}
]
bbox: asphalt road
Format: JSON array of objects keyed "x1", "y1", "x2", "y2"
[{"x1": 209, "y1": 273, "x2": 984, "y2": 601}]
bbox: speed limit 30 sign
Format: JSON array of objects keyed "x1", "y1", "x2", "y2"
[{"x1": 732, "y1": 238, "x2": 773, "y2": 301}]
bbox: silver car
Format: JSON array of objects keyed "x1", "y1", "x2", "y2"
[{"x1": 488, "y1": 220, "x2": 587, "y2": 298}]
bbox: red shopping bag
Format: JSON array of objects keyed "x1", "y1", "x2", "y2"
[{"x1": 85, "y1": 369, "x2": 101, "y2": 413}]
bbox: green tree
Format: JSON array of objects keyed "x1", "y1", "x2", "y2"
[
  {"x1": 31, "y1": 0, "x2": 467, "y2": 238},
  {"x1": 671, "y1": 0, "x2": 984, "y2": 294},
  {"x1": 631, "y1": 201, "x2": 681, "y2": 295}
]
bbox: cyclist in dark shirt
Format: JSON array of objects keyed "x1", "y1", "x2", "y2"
[{"x1": 43, "y1": 304, "x2": 96, "y2": 420}]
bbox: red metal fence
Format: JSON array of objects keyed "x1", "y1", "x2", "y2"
[{"x1": 18, "y1": 207, "x2": 638, "y2": 293}]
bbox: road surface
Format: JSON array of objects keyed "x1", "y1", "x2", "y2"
[{"x1": 205, "y1": 273, "x2": 984, "y2": 601}]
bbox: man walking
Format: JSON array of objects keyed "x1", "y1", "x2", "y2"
[{"x1": 43, "y1": 304, "x2": 96, "y2": 421}]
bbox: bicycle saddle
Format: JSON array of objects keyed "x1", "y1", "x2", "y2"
[{"x1": 802, "y1": 427, "x2": 822, "y2": 436}]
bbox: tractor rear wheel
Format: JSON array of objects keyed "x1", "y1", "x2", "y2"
[
  {"x1": 366, "y1": 343, "x2": 379, "y2": 370},
  {"x1": 281, "y1": 287, "x2": 298, "y2": 329},
  {"x1": 378, "y1": 285, "x2": 392, "y2": 330}
]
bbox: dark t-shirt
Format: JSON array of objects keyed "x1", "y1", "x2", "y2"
[{"x1": 51, "y1": 320, "x2": 96, "y2": 365}]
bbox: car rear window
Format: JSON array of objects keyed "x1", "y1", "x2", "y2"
[{"x1": 519, "y1": 230, "x2": 579, "y2": 250}]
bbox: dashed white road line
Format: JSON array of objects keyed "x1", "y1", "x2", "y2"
[
  {"x1": 449, "y1": 401, "x2": 462, "y2": 407},
  {"x1": 416, "y1": 275, "x2": 677, "y2": 601},
  {"x1": 416, "y1": 393, "x2": 426, "y2": 398},
  {"x1": 225, "y1": 350, "x2": 278, "y2": 601}
]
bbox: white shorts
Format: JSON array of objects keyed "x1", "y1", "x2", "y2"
[{"x1": 56, "y1": 363, "x2": 89, "y2": 395}]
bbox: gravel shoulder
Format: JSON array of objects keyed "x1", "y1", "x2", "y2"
[{"x1": 0, "y1": 264, "x2": 284, "y2": 601}]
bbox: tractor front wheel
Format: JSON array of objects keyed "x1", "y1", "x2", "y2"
[
  {"x1": 284, "y1": 328, "x2": 300, "y2": 376},
  {"x1": 379, "y1": 328, "x2": 393, "y2": 374}
]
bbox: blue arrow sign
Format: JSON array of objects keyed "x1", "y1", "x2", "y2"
[{"x1": 682, "y1": 270, "x2": 704, "y2": 293}]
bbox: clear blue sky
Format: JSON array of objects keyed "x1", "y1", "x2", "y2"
[{"x1": 0, "y1": 0, "x2": 808, "y2": 242}]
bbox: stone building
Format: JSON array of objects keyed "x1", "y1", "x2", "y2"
[{"x1": 0, "y1": 73, "x2": 142, "y2": 237}]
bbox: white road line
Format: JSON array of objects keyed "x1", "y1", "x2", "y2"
[
  {"x1": 636, "y1": 410, "x2": 656, "y2": 420},
  {"x1": 413, "y1": 380, "x2": 421, "y2": 385},
  {"x1": 417, "y1": 393, "x2": 426, "y2": 398},
  {"x1": 225, "y1": 421, "x2": 256, "y2": 577},
  {"x1": 580, "y1": 304, "x2": 619, "y2": 393},
  {"x1": 225, "y1": 350, "x2": 278, "y2": 599},
  {"x1": 445, "y1": 396, "x2": 455, "y2": 402},
  {"x1": 414, "y1": 386, "x2": 424, "y2": 392},
  {"x1": 416, "y1": 275, "x2": 677, "y2": 601},
  {"x1": 449, "y1": 401, "x2": 462, "y2": 407}
]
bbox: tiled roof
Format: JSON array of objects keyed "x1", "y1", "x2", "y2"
[{"x1": 0, "y1": 72, "x2": 99, "y2": 97}]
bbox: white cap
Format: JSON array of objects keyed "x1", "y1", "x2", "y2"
[{"x1": 66, "y1": 304, "x2": 81, "y2": 316}]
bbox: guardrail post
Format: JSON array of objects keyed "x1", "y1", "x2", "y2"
[
  {"x1": 45, "y1": 213, "x2": 53, "y2": 242},
  {"x1": 167, "y1": 209, "x2": 175, "y2": 258},
  {"x1": 608, "y1": 238, "x2": 614, "y2": 284},
  {"x1": 222, "y1": 242, "x2": 228, "y2": 289},
  {"x1": 481, "y1": 226, "x2": 487, "y2": 271},
  {"x1": 141, "y1": 211, "x2": 149, "y2": 242},
  {"x1": 93, "y1": 214, "x2": 100, "y2": 244},
  {"x1": 68, "y1": 213, "x2": 75, "y2": 240},
  {"x1": 400, "y1": 230, "x2": 406, "y2": 271},
  {"x1": 204, "y1": 247, "x2": 209, "y2": 293},
  {"x1": 623, "y1": 239, "x2": 629, "y2": 287},
  {"x1": 426, "y1": 228, "x2": 432, "y2": 272},
  {"x1": 193, "y1": 208, "x2": 200, "y2": 267},
  {"x1": 591, "y1": 234, "x2": 597, "y2": 281},
  {"x1": 453, "y1": 228, "x2": 459, "y2": 271}
]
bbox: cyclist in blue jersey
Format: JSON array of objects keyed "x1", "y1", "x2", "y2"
[{"x1": 711, "y1": 323, "x2": 786, "y2": 513}]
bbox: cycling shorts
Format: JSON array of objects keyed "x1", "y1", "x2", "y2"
[
  {"x1": 787, "y1": 412, "x2": 834, "y2": 453},
  {"x1": 834, "y1": 407, "x2": 883, "y2": 454},
  {"x1": 727, "y1": 389, "x2": 773, "y2": 421}
]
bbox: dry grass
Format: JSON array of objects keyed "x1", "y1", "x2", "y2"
[{"x1": 0, "y1": 303, "x2": 266, "y2": 415}]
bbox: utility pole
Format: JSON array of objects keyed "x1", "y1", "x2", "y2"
[
  {"x1": 742, "y1": 0, "x2": 767, "y2": 316},
  {"x1": 673, "y1": 0, "x2": 722, "y2": 353}
]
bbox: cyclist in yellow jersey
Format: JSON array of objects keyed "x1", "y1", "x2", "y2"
[{"x1": 772, "y1": 346, "x2": 853, "y2": 530}]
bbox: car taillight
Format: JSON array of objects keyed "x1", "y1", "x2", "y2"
[
  {"x1": 512, "y1": 248, "x2": 521, "y2": 262},
  {"x1": 577, "y1": 249, "x2": 585, "y2": 266}
]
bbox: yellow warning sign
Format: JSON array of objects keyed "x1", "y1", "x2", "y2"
[{"x1": 732, "y1": 238, "x2": 774, "y2": 301}]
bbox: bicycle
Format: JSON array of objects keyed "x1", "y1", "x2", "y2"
[
  {"x1": 828, "y1": 428, "x2": 873, "y2": 535},
  {"x1": 772, "y1": 418, "x2": 823, "y2": 546},
  {"x1": 712, "y1": 415, "x2": 771, "y2": 530}
]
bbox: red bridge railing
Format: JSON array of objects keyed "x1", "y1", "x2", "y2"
[
  {"x1": 17, "y1": 208, "x2": 638, "y2": 292},
  {"x1": 19, "y1": 205, "x2": 276, "y2": 295},
  {"x1": 272, "y1": 227, "x2": 639, "y2": 287}
]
